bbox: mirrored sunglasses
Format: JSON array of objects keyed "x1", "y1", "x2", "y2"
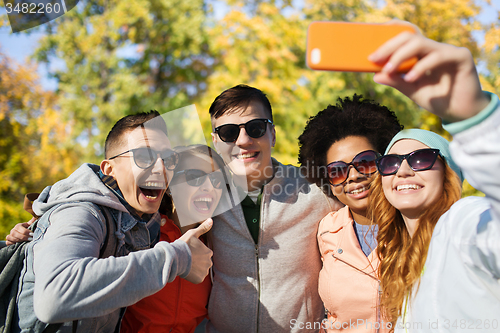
[
  {"x1": 327, "y1": 150, "x2": 380, "y2": 186},
  {"x1": 376, "y1": 148, "x2": 440, "y2": 176}
]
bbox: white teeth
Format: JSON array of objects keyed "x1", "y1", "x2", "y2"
[
  {"x1": 194, "y1": 197, "x2": 212, "y2": 211},
  {"x1": 397, "y1": 184, "x2": 422, "y2": 191},
  {"x1": 142, "y1": 181, "x2": 165, "y2": 188},
  {"x1": 237, "y1": 152, "x2": 257, "y2": 159},
  {"x1": 194, "y1": 197, "x2": 213, "y2": 202},
  {"x1": 348, "y1": 186, "x2": 366, "y2": 195},
  {"x1": 145, "y1": 194, "x2": 159, "y2": 200}
]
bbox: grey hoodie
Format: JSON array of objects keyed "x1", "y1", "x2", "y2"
[{"x1": 16, "y1": 163, "x2": 191, "y2": 333}]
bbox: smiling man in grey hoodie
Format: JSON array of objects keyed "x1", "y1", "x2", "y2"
[{"x1": 14, "y1": 111, "x2": 213, "y2": 333}]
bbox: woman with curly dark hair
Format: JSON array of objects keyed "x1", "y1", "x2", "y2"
[{"x1": 298, "y1": 94, "x2": 402, "y2": 332}]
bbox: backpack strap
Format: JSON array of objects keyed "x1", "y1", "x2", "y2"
[{"x1": 23, "y1": 193, "x2": 41, "y2": 219}]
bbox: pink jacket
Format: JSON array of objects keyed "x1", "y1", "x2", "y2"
[{"x1": 317, "y1": 207, "x2": 389, "y2": 332}]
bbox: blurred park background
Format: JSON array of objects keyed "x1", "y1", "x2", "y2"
[{"x1": 0, "y1": 0, "x2": 499, "y2": 238}]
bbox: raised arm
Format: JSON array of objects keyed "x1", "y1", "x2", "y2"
[
  {"x1": 369, "y1": 28, "x2": 490, "y2": 122},
  {"x1": 370, "y1": 23, "x2": 500, "y2": 276}
]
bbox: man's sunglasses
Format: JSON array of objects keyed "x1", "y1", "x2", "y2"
[
  {"x1": 327, "y1": 150, "x2": 380, "y2": 186},
  {"x1": 109, "y1": 147, "x2": 179, "y2": 170},
  {"x1": 174, "y1": 169, "x2": 225, "y2": 189},
  {"x1": 214, "y1": 118, "x2": 273, "y2": 143},
  {"x1": 376, "y1": 148, "x2": 440, "y2": 176}
]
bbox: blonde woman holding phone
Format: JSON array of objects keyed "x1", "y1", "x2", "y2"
[{"x1": 369, "y1": 24, "x2": 499, "y2": 331}]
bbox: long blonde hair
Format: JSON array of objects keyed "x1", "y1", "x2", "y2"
[{"x1": 370, "y1": 162, "x2": 462, "y2": 328}]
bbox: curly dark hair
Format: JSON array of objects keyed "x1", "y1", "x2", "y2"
[{"x1": 298, "y1": 94, "x2": 402, "y2": 197}]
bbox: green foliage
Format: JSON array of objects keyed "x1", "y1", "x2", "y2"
[
  {"x1": 481, "y1": 18, "x2": 500, "y2": 97},
  {"x1": 0, "y1": 52, "x2": 79, "y2": 236},
  {"x1": 462, "y1": 179, "x2": 484, "y2": 198},
  {"x1": 0, "y1": 199, "x2": 32, "y2": 240},
  {"x1": 1, "y1": 0, "x2": 498, "y2": 241},
  {"x1": 33, "y1": 0, "x2": 214, "y2": 162},
  {"x1": 199, "y1": 0, "x2": 490, "y2": 167}
]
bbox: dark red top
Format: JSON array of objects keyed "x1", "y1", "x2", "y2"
[{"x1": 120, "y1": 215, "x2": 211, "y2": 333}]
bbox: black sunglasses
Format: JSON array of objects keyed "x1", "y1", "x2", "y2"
[
  {"x1": 109, "y1": 147, "x2": 179, "y2": 170},
  {"x1": 174, "y1": 169, "x2": 225, "y2": 189},
  {"x1": 376, "y1": 148, "x2": 440, "y2": 176},
  {"x1": 214, "y1": 118, "x2": 273, "y2": 143},
  {"x1": 326, "y1": 150, "x2": 380, "y2": 186}
]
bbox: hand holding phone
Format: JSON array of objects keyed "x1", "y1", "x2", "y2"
[
  {"x1": 306, "y1": 21, "x2": 418, "y2": 72},
  {"x1": 370, "y1": 30, "x2": 489, "y2": 122}
]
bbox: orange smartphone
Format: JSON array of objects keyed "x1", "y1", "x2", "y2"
[{"x1": 306, "y1": 22, "x2": 417, "y2": 72}]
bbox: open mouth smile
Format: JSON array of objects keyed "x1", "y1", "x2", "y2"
[
  {"x1": 236, "y1": 152, "x2": 259, "y2": 160},
  {"x1": 139, "y1": 181, "x2": 166, "y2": 200},
  {"x1": 193, "y1": 196, "x2": 214, "y2": 211},
  {"x1": 396, "y1": 184, "x2": 422, "y2": 191},
  {"x1": 347, "y1": 186, "x2": 367, "y2": 195},
  {"x1": 346, "y1": 183, "x2": 370, "y2": 195}
]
